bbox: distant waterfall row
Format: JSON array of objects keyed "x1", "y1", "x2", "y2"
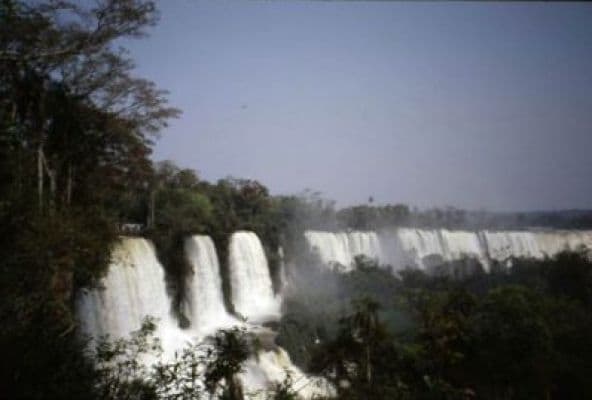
[{"x1": 305, "y1": 228, "x2": 592, "y2": 272}]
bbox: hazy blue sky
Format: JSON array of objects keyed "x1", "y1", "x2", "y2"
[{"x1": 127, "y1": 1, "x2": 592, "y2": 211}]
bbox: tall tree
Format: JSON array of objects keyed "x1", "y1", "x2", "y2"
[
  {"x1": 0, "y1": 0, "x2": 179, "y2": 214},
  {"x1": 0, "y1": 2, "x2": 179, "y2": 398}
]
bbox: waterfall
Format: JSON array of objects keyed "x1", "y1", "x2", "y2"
[
  {"x1": 305, "y1": 229, "x2": 592, "y2": 273},
  {"x1": 183, "y1": 235, "x2": 235, "y2": 336},
  {"x1": 561, "y1": 230, "x2": 592, "y2": 253},
  {"x1": 228, "y1": 231, "x2": 280, "y2": 322},
  {"x1": 242, "y1": 347, "x2": 334, "y2": 399},
  {"x1": 76, "y1": 235, "x2": 326, "y2": 398},
  {"x1": 481, "y1": 231, "x2": 544, "y2": 261},
  {"x1": 439, "y1": 229, "x2": 490, "y2": 271},
  {"x1": 482, "y1": 230, "x2": 592, "y2": 261},
  {"x1": 379, "y1": 228, "x2": 488, "y2": 272},
  {"x1": 76, "y1": 237, "x2": 190, "y2": 357},
  {"x1": 304, "y1": 230, "x2": 383, "y2": 271},
  {"x1": 277, "y1": 246, "x2": 288, "y2": 293},
  {"x1": 391, "y1": 228, "x2": 447, "y2": 269}
]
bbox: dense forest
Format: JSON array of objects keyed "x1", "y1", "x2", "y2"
[
  {"x1": 2, "y1": 1, "x2": 592, "y2": 399},
  {"x1": 277, "y1": 252, "x2": 592, "y2": 399}
]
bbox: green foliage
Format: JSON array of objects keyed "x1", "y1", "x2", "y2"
[
  {"x1": 0, "y1": 1, "x2": 178, "y2": 398},
  {"x1": 204, "y1": 327, "x2": 251, "y2": 399},
  {"x1": 266, "y1": 374, "x2": 299, "y2": 400},
  {"x1": 278, "y1": 251, "x2": 592, "y2": 400},
  {"x1": 94, "y1": 317, "x2": 162, "y2": 400},
  {"x1": 89, "y1": 321, "x2": 259, "y2": 400},
  {"x1": 152, "y1": 346, "x2": 204, "y2": 400},
  {"x1": 0, "y1": 207, "x2": 117, "y2": 398},
  {"x1": 465, "y1": 286, "x2": 553, "y2": 398},
  {"x1": 152, "y1": 161, "x2": 213, "y2": 234},
  {"x1": 0, "y1": 307, "x2": 97, "y2": 399},
  {"x1": 336, "y1": 204, "x2": 411, "y2": 230}
]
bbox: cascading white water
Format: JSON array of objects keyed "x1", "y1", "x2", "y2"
[
  {"x1": 242, "y1": 347, "x2": 334, "y2": 399},
  {"x1": 304, "y1": 230, "x2": 383, "y2": 271},
  {"x1": 305, "y1": 229, "x2": 592, "y2": 273},
  {"x1": 379, "y1": 228, "x2": 488, "y2": 272},
  {"x1": 77, "y1": 238, "x2": 170, "y2": 338},
  {"x1": 183, "y1": 235, "x2": 236, "y2": 337},
  {"x1": 482, "y1": 230, "x2": 592, "y2": 261},
  {"x1": 439, "y1": 229, "x2": 490, "y2": 271},
  {"x1": 390, "y1": 228, "x2": 447, "y2": 269},
  {"x1": 277, "y1": 246, "x2": 288, "y2": 294},
  {"x1": 481, "y1": 231, "x2": 545, "y2": 261},
  {"x1": 228, "y1": 231, "x2": 280, "y2": 322},
  {"x1": 76, "y1": 235, "x2": 326, "y2": 398},
  {"x1": 561, "y1": 230, "x2": 592, "y2": 253},
  {"x1": 76, "y1": 237, "x2": 190, "y2": 358},
  {"x1": 225, "y1": 233, "x2": 331, "y2": 397},
  {"x1": 73, "y1": 228, "x2": 592, "y2": 399},
  {"x1": 348, "y1": 230, "x2": 383, "y2": 264},
  {"x1": 578, "y1": 231, "x2": 592, "y2": 249}
]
